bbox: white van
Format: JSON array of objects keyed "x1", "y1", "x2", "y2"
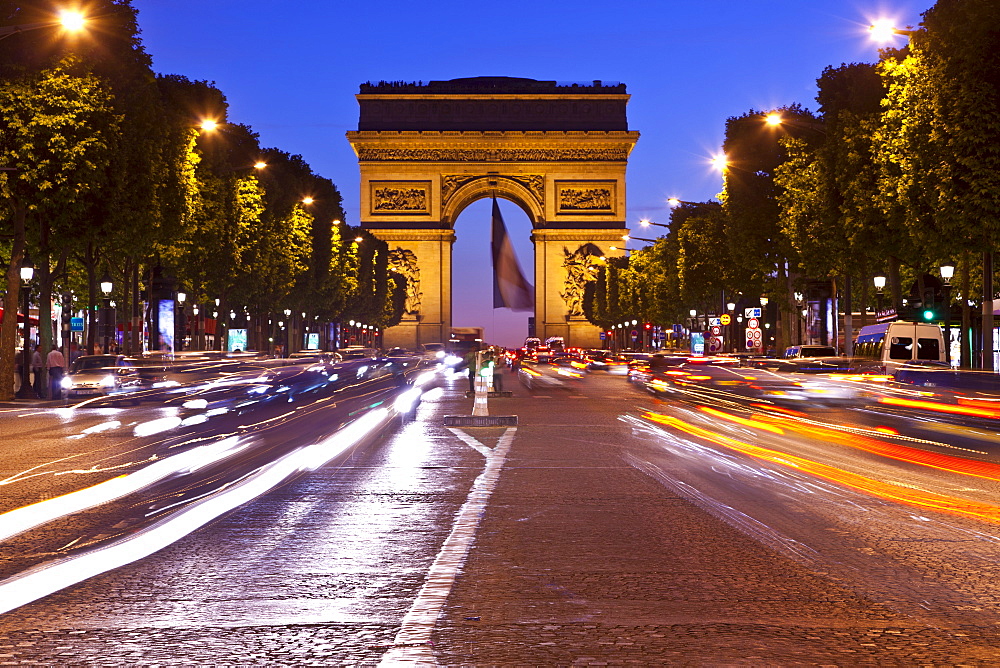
[{"x1": 851, "y1": 322, "x2": 945, "y2": 375}]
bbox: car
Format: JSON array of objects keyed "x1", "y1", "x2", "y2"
[
  {"x1": 288, "y1": 349, "x2": 341, "y2": 362},
  {"x1": 626, "y1": 354, "x2": 690, "y2": 385},
  {"x1": 339, "y1": 347, "x2": 379, "y2": 360},
  {"x1": 62, "y1": 355, "x2": 141, "y2": 397},
  {"x1": 784, "y1": 345, "x2": 838, "y2": 359}
]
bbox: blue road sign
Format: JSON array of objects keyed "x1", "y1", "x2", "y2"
[{"x1": 70, "y1": 317, "x2": 84, "y2": 332}]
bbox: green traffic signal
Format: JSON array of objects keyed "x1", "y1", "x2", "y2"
[{"x1": 922, "y1": 309, "x2": 935, "y2": 321}]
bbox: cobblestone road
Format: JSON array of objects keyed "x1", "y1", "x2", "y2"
[{"x1": 2, "y1": 368, "x2": 999, "y2": 665}]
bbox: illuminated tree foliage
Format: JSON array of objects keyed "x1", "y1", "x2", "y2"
[{"x1": 0, "y1": 61, "x2": 119, "y2": 398}]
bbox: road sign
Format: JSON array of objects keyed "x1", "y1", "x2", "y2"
[
  {"x1": 745, "y1": 307, "x2": 761, "y2": 318},
  {"x1": 709, "y1": 317, "x2": 721, "y2": 326},
  {"x1": 748, "y1": 317, "x2": 759, "y2": 329},
  {"x1": 707, "y1": 336, "x2": 724, "y2": 353},
  {"x1": 720, "y1": 314, "x2": 731, "y2": 325},
  {"x1": 750, "y1": 329, "x2": 762, "y2": 342},
  {"x1": 630, "y1": 330, "x2": 638, "y2": 341},
  {"x1": 600, "y1": 331, "x2": 606, "y2": 340},
  {"x1": 672, "y1": 323, "x2": 684, "y2": 333},
  {"x1": 70, "y1": 317, "x2": 84, "y2": 332},
  {"x1": 710, "y1": 325, "x2": 722, "y2": 336},
  {"x1": 658, "y1": 331, "x2": 667, "y2": 340}
]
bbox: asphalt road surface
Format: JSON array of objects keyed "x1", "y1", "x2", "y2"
[{"x1": 2, "y1": 361, "x2": 1000, "y2": 664}]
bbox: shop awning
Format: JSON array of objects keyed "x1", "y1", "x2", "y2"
[{"x1": 0, "y1": 308, "x2": 40, "y2": 326}]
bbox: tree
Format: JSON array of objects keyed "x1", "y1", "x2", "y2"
[
  {"x1": 877, "y1": 0, "x2": 1000, "y2": 368},
  {"x1": 0, "y1": 60, "x2": 119, "y2": 399}
]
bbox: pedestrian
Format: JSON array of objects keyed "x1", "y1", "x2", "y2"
[
  {"x1": 69, "y1": 342, "x2": 82, "y2": 365},
  {"x1": 464, "y1": 349, "x2": 478, "y2": 393},
  {"x1": 47, "y1": 346, "x2": 66, "y2": 400},
  {"x1": 31, "y1": 345, "x2": 43, "y2": 397}
]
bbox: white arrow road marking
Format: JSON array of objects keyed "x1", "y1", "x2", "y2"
[{"x1": 380, "y1": 427, "x2": 516, "y2": 665}]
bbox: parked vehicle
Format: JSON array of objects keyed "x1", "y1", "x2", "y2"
[{"x1": 851, "y1": 322, "x2": 946, "y2": 375}]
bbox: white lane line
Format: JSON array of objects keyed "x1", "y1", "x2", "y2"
[
  {"x1": 380, "y1": 427, "x2": 516, "y2": 666},
  {"x1": 446, "y1": 428, "x2": 491, "y2": 458}
]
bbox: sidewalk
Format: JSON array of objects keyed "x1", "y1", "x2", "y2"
[{"x1": 428, "y1": 368, "x2": 999, "y2": 664}]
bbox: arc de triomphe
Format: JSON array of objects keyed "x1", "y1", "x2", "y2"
[{"x1": 346, "y1": 76, "x2": 639, "y2": 349}]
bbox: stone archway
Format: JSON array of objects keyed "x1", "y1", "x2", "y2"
[{"x1": 346, "y1": 77, "x2": 639, "y2": 349}]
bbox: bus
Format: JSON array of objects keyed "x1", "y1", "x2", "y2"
[{"x1": 449, "y1": 327, "x2": 485, "y2": 357}]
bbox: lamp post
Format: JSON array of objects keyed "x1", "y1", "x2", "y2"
[
  {"x1": 16, "y1": 254, "x2": 36, "y2": 399},
  {"x1": 941, "y1": 263, "x2": 955, "y2": 366},
  {"x1": 283, "y1": 308, "x2": 292, "y2": 356},
  {"x1": 176, "y1": 291, "x2": 186, "y2": 352},
  {"x1": 0, "y1": 9, "x2": 87, "y2": 41},
  {"x1": 100, "y1": 271, "x2": 113, "y2": 355},
  {"x1": 873, "y1": 274, "x2": 886, "y2": 316}
]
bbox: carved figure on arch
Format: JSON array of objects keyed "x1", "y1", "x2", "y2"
[
  {"x1": 560, "y1": 243, "x2": 604, "y2": 317},
  {"x1": 388, "y1": 248, "x2": 422, "y2": 314}
]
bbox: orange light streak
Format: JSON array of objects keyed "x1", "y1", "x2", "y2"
[
  {"x1": 642, "y1": 411, "x2": 1000, "y2": 524},
  {"x1": 698, "y1": 406, "x2": 785, "y2": 435},
  {"x1": 878, "y1": 396, "x2": 1000, "y2": 419}
]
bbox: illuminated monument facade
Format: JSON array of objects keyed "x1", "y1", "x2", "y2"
[{"x1": 346, "y1": 76, "x2": 639, "y2": 349}]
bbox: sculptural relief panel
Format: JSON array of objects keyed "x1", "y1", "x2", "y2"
[
  {"x1": 555, "y1": 181, "x2": 616, "y2": 214},
  {"x1": 370, "y1": 181, "x2": 431, "y2": 215}
]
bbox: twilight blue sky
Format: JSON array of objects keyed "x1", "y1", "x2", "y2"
[{"x1": 137, "y1": 0, "x2": 929, "y2": 348}]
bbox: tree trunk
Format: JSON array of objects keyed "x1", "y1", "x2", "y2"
[
  {"x1": 130, "y1": 263, "x2": 141, "y2": 355},
  {"x1": 0, "y1": 201, "x2": 27, "y2": 401},
  {"x1": 888, "y1": 256, "x2": 903, "y2": 315},
  {"x1": 961, "y1": 252, "x2": 972, "y2": 369},
  {"x1": 84, "y1": 243, "x2": 98, "y2": 355},
  {"x1": 843, "y1": 275, "x2": 853, "y2": 356},
  {"x1": 37, "y1": 256, "x2": 54, "y2": 399},
  {"x1": 982, "y1": 250, "x2": 993, "y2": 372}
]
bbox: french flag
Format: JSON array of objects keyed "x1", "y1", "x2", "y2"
[{"x1": 491, "y1": 198, "x2": 533, "y2": 311}]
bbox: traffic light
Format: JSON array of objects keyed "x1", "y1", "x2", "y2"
[
  {"x1": 922, "y1": 308, "x2": 936, "y2": 322},
  {"x1": 644, "y1": 323, "x2": 652, "y2": 330}
]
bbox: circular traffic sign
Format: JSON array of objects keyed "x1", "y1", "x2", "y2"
[
  {"x1": 748, "y1": 317, "x2": 759, "y2": 329},
  {"x1": 720, "y1": 314, "x2": 731, "y2": 325},
  {"x1": 710, "y1": 325, "x2": 722, "y2": 336},
  {"x1": 751, "y1": 329, "x2": 762, "y2": 341}
]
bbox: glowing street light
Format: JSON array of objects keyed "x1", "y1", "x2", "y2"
[
  {"x1": 940, "y1": 263, "x2": 955, "y2": 285},
  {"x1": 199, "y1": 119, "x2": 219, "y2": 132},
  {"x1": 869, "y1": 19, "x2": 915, "y2": 42},
  {"x1": 253, "y1": 161, "x2": 267, "y2": 170},
  {"x1": 711, "y1": 154, "x2": 728, "y2": 172},
  {"x1": 301, "y1": 196, "x2": 314, "y2": 205},
  {"x1": 639, "y1": 218, "x2": 669, "y2": 229},
  {"x1": 0, "y1": 8, "x2": 88, "y2": 40},
  {"x1": 765, "y1": 112, "x2": 783, "y2": 127},
  {"x1": 58, "y1": 10, "x2": 86, "y2": 31}
]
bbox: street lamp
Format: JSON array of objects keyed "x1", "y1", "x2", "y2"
[
  {"x1": 100, "y1": 271, "x2": 113, "y2": 355},
  {"x1": 869, "y1": 19, "x2": 916, "y2": 42},
  {"x1": 667, "y1": 198, "x2": 700, "y2": 207},
  {"x1": 941, "y1": 263, "x2": 955, "y2": 366},
  {"x1": 873, "y1": 275, "x2": 887, "y2": 293},
  {"x1": 16, "y1": 254, "x2": 35, "y2": 399},
  {"x1": 0, "y1": 9, "x2": 88, "y2": 40},
  {"x1": 639, "y1": 218, "x2": 669, "y2": 229}
]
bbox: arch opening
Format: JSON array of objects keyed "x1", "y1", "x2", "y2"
[{"x1": 451, "y1": 196, "x2": 534, "y2": 349}]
